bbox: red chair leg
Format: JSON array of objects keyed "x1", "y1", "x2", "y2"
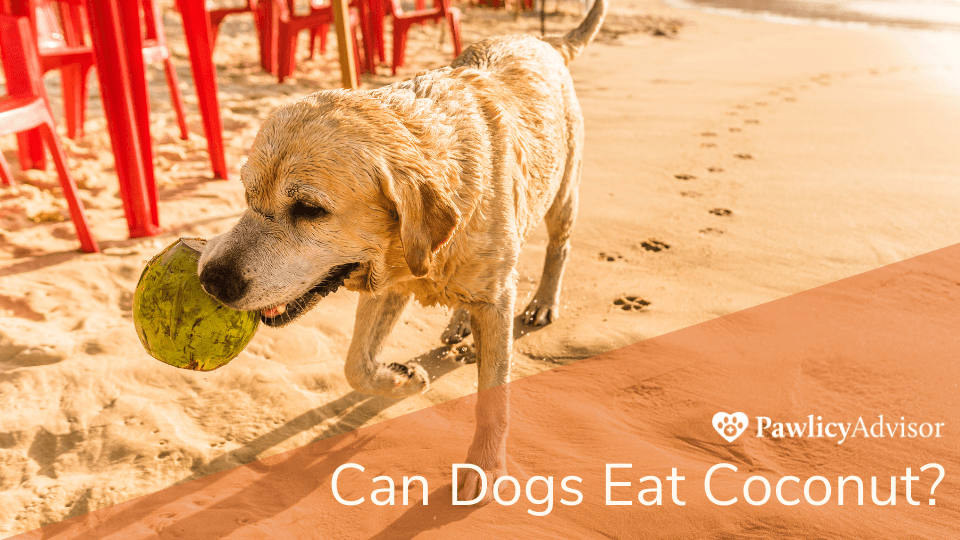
[
  {"x1": 76, "y1": 63, "x2": 94, "y2": 138},
  {"x1": 448, "y1": 7, "x2": 462, "y2": 57},
  {"x1": 356, "y1": 0, "x2": 375, "y2": 73},
  {"x1": 163, "y1": 57, "x2": 190, "y2": 140},
  {"x1": 391, "y1": 20, "x2": 410, "y2": 75},
  {"x1": 377, "y1": 10, "x2": 386, "y2": 63},
  {"x1": 277, "y1": 27, "x2": 298, "y2": 82},
  {"x1": 38, "y1": 114, "x2": 98, "y2": 253},
  {"x1": 176, "y1": 0, "x2": 230, "y2": 180},
  {"x1": 209, "y1": 12, "x2": 229, "y2": 46},
  {"x1": 257, "y1": 0, "x2": 279, "y2": 75},
  {"x1": 61, "y1": 64, "x2": 85, "y2": 139},
  {"x1": 350, "y1": 15, "x2": 362, "y2": 84},
  {"x1": 16, "y1": 130, "x2": 45, "y2": 171},
  {"x1": 319, "y1": 23, "x2": 329, "y2": 53},
  {"x1": 0, "y1": 154, "x2": 14, "y2": 187},
  {"x1": 57, "y1": 3, "x2": 95, "y2": 139},
  {"x1": 369, "y1": 0, "x2": 385, "y2": 64},
  {"x1": 308, "y1": 23, "x2": 331, "y2": 59}
]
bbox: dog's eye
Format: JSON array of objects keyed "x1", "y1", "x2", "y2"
[{"x1": 290, "y1": 201, "x2": 328, "y2": 220}]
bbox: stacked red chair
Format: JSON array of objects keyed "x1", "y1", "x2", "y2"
[
  {"x1": 207, "y1": 0, "x2": 258, "y2": 47},
  {"x1": 275, "y1": 0, "x2": 364, "y2": 84},
  {"x1": 8, "y1": 0, "x2": 92, "y2": 172},
  {"x1": 25, "y1": 0, "x2": 190, "y2": 146},
  {"x1": 34, "y1": 0, "x2": 93, "y2": 143},
  {"x1": 0, "y1": 13, "x2": 99, "y2": 253}
]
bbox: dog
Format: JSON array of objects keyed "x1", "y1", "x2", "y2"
[{"x1": 197, "y1": 0, "x2": 606, "y2": 503}]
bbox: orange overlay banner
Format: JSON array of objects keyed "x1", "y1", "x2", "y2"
[{"x1": 17, "y1": 245, "x2": 960, "y2": 539}]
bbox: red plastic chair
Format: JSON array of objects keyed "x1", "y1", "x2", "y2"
[
  {"x1": 207, "y1": 0, "x2": 258, "y2": 48},
  {"x1": 364, "y1": 0, "x2": 386, "y2": 68},
  {"x1": 388, "y1": 0, "x2": 461, "y2": 75},
  {"x1": 0, "y1": 0, "x2": 87, "y2": 173},
  {"x1": 35, "y1": 0, "x2": 93, "y2": 144},
  {"x1": 0, "y1": 13, "x2": 99, "y2": 253},
  {"x1": 28, "y1": 0, "x2": 189, "y2": 142},
  {"x1": 276, "y1": 0, "x2": 364, "y2": 84},
  {"x1": 308, "y1": 0, "x2": 375, "y2": 74}
]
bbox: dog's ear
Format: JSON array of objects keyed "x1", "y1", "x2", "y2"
[{"x1": 382, "y1": 167, "x2": 460, "y2": 278}]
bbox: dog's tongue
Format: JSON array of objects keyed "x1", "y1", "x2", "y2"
[{"x1": 262, "y1": 304, "x2": 287, "y2": 318}]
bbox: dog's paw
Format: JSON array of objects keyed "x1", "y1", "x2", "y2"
[
  {"x1": 521, "y1": 298, "x2": 558, "y2": 327},
  {"x1": 441, "y1": 309, "x2": 472, "y2": 344},
  {"x1": 385, "y1": 362, "x2": 430, "y2": 396}
]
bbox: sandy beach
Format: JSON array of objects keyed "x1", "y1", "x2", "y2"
[{"x1": 1, "y1": 0, "x2": 959, "y2": 536}]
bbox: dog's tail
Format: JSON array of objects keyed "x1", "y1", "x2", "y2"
[{"x1": 544, "y1": 0, "x2": 608, "y2": 65}]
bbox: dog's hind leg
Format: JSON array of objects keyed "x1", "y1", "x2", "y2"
[
  {"x1": 522, "y1": 130, "x2": 583, "y2": 327},
  {"x1": 344, "y1": 291, "x2": 429, "y2": 397},
  {"x1": 441, "y1": 308, "x2": 472, "y2": 344}
]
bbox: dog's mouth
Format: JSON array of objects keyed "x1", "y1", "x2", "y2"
[{"x1": 259, "y1": 262, "x2": 360, "y2": 327}]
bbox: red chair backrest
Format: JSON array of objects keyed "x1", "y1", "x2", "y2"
[
  {"x1": 0, "y1": 14, "x2": 46, "y2": 99},
  {"x1": 58, "y1": 0, "x2": 90, "y2": 48},
  {"x1": 33, "y1": 0, "x2": 65, "y2": 48}
]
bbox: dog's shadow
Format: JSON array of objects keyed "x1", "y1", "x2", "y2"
[
  {"x1": 513, "y1": 314, "x2": 553, "y2": 341},
  {"x1": 86, "y1": 325, "x2": 542, "y2": 536},
  {"x1": 446, "y1": 313, "x2": 555, "y2": 363},
  {"x1": 98, "y1": 344, "x2": 472, "y2": 537},
  {"x1": 367, "y1": 483, "x2": 480, "y2": 540},
  {"x1": 191, "y1": 344, "x2": 469, "y2": 479}
]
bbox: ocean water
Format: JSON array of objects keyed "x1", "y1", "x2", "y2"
[{"x1": 665, "y1": 0, "x2": 960, "y2": 32}]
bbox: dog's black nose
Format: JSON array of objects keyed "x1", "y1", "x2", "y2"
[{"x1": 199, "y1": 263, "x2": 248, "y2": 305}]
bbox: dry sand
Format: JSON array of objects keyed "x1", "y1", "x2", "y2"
[{"x1": 1, "y1": 0, "x2": 959, "y2": 536}]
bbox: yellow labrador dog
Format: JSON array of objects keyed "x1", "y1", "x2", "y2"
[{"x1": 198, "y1": 0, "x2": 606, "y2": 502}]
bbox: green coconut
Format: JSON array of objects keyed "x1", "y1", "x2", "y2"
[{"x1": 133, "y1": 238, "x2": 259, "y2": 371}]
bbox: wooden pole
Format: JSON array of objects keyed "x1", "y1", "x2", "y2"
[
  {"x1": 331, "y1": 0, "x2": 358, "y2": 89},
  {"x1": 540, "y1": 0, "x2": 546, "y2": 36}
]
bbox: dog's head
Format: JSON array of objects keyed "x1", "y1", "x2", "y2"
[{"x1": 197, "y1": 91, "x2": 460, "y2": 327}]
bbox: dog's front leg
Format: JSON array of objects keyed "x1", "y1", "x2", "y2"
[
  {"x1": 344, "y1": 291, "x2": 429, "y2": 397},
  {"x1": 459, "y1": 287, "x2": 514, "y2": 504}
]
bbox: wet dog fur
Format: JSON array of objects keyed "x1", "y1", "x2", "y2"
[{"x1": 198, "y1": 0, "x2": 607, "y2": 503}]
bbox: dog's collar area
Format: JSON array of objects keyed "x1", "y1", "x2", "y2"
[{"x1": 260, "y1": 262, "x2": 361, "y2": 327}]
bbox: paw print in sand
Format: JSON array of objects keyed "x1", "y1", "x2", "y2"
[
  {"x1": 614, "y1": 295, "x2": 650, "y2": 311},
  {"x1": 640, "y1": 239, "x2": 670, "y2": 252}
]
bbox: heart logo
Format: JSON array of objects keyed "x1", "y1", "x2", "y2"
[{"x1": 713, "y1": 412, "x2": 748, "y2": 443}]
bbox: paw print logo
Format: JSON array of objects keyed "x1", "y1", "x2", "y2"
[{"x1": 712, "y1": 412, "x2": 748, "y2": 443}]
